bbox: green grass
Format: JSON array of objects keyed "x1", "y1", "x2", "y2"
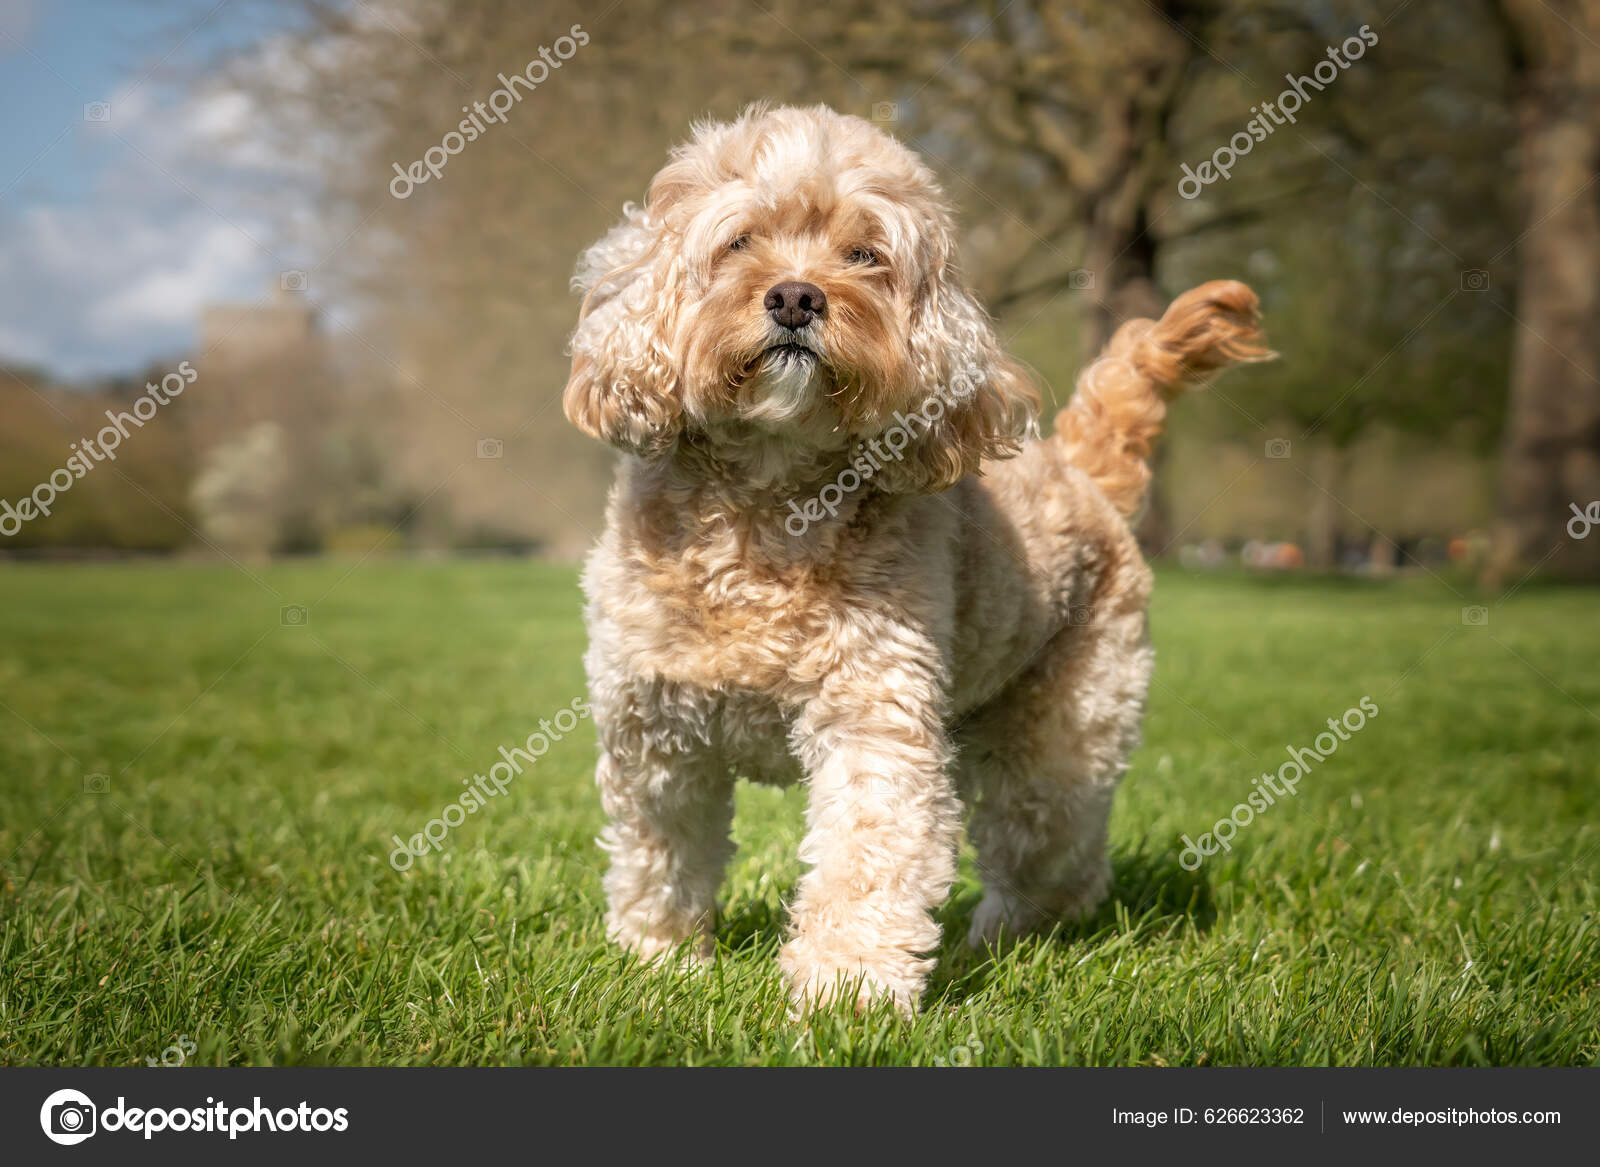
[{"x1": 0, "y1": 559, "x2": 1595, "y2": 1066}]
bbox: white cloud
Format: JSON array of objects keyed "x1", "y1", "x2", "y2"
[
  {"x1": 0, "y1": 318, "x2": 47, "y2": 368},
  {"x1": 0, "y1": 75, "x2": 312, "y2": 378},
  {"x1": 89, "y1": 222, "x2": 263, "y2": 333}
]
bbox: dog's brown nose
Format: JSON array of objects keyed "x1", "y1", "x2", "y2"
[{"x1": 764, "y1": 281, "x2": 826, "y2": 329}]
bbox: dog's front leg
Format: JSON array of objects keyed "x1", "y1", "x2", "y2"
[
  {"x1": 780, "y1": 667, "x2": 961, "y2": 1015},
  {"x1": 597, "y1": 729, "x2": 734, "y2": 966}
]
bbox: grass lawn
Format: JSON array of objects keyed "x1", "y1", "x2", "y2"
[{"x1": 0, "y1": 558, "x2": 1595, "y2": 1066}]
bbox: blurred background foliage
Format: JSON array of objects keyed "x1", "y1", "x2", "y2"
[{"x1": 3, "y1": 0, "x2": 1596, "y2": 583}]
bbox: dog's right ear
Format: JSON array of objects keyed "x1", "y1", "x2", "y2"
[{"x1": 564, "y1": 204, "x2": 684, "y2": 456}]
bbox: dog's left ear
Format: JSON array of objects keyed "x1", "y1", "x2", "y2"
[
  {"x1": 879, "y1": 239, "x2": 1040, "y2": 493},
  {"x1": 564, "y1": 204, "x2": 685, "y2": 456}
]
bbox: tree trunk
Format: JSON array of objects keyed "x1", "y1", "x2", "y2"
[
  {"x1": 1081, "y1": 204, "x2": 1175, "y2": 555},
  {"x1": 1305, "y1": 443, "x2": 1345, "y2": 570},
  {"x1": 1485, "y1": 0, "x2": 1600, "y2": 584},
  {"x1": 1368, "y1": 530, "x2": 1399, "y2": 577}
]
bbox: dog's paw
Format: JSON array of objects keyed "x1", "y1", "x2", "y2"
[
  {"x1": 778, "y1": 942, "x2": 926, "y2": 1019},
  {"x1": 965, "y1": 889, "x2": 1043, "y2": 949},
  {"x1": 608, "y1": 919, "x2": 716, "y2": 970},
  {"x1": 965, "y1": 877, "x2": 1110, "y2": 948},
  {"x1": 784, "y1": 971, "x2": 914, "y2": 1020}
]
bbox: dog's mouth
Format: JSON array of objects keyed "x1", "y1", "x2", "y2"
[
  {"x1": 760, "y1": 342, "x2": 816, "y2": 364},
  {"x1": 735, "y1": 339, "x2": 822, "y2": 383}
]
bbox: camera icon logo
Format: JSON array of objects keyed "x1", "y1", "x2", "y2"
[
  {"x1": 476, "y1": 437, "x2": 504, "y2": 459},
  {"x1": 280, "y1": 604, "x2": 309, "y2": 627},
  {"x1": 1461, "y1": 605, "x2": 1489, "y2": 626},
  {"x1": 1069, "y1": 605, "x2": 1096, "y2": 626},
  {"x1": 280, "y1": 270, "x2": 308, "y2": 293},
  {"x1": 1265, "y1": 438, "x2": 1292, "y2": 459},
  {"x1": 84, "y1": 772, "x2": 110, "y2": 795},
  {"x1": 40, "y1": 1088, "x2": 97, "y2": 1145},
  {"x1": 83, "y1": 102, "x2": 111, "y2": 122},
  {"x1": 1068, "y1": 269, "x2": 1096, "y2": 291},
  {"x1": 871, "y1": 101, "x2": 899, "y2": 123},
  {"x1": 1460, "y1": 269, "x2": 1490, "y2": 292}
]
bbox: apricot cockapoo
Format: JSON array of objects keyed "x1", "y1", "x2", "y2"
[{"x1": 564, "y1": 104, "x2": 1269, "y2": 1013}]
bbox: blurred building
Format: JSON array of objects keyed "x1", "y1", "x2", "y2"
[
  {"x1": 200, "y1": 283, "x2": 319, "y2": 371},
  {"x1": 188, "y1": 283, "x2": 329, "y2": 445}
]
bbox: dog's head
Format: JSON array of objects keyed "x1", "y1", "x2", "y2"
[{"x1": 565, "y1": 104, "x2": 1037, "y2": 491}]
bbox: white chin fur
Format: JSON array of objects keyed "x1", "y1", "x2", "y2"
[{"x1": 739, "y1": 350, "x2": 823, "y2": 425}]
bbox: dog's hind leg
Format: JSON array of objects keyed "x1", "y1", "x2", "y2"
[{"x1": 955, "y1": 596, "x2": 1153, "y2": 947}]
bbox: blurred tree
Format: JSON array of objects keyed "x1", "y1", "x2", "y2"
[
  {"x1": 0, "y1": 371, "x2": 196, "y2": 554},
  {"x1": 1163, "y1": 0, "x2": 1516, "y2": 565},
  {"x1": 189, "y1": 421, "x2": 295, "y2": 557},
  {"x1": 1483, "y1": 0, "x2": 1600, "y2": 583}
]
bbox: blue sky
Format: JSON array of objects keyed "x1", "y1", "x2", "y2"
[{"x1": 0, "y1": 0, "x2": 307, "y2": 378}]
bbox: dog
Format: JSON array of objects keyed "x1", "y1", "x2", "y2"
[{"x1": 563, "y1": 104, "x2": 1269, "y2": 1014}]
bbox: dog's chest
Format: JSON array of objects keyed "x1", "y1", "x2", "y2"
[
  {"x1": 597, "y1": 538, "x2": 852, "y2": 700},
  {"x1": 621, "y1": 673, "x2": 803, "y2": 786},
  {"x1": 715, "y1": 687, "x2": 803, "y2": 786},
  {"x1": 639, "y1": 577, "x2": 835, "y2": 696}
]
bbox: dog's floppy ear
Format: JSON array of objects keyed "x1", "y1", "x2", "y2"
[
  {"x1": 877, "y1": 231, "x2": 1040, "y2": 493},
  {"x1": 564, "y1": 203, "x2": 684, "y2": 456}
]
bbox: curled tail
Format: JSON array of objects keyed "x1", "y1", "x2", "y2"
[{"x1": 1054, "y1": 280, "x2": 1273, "y2": 518}]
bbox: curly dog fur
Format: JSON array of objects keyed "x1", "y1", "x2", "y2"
[{"x1": 564, "y1": 104, "x2": 1270, "y2": 1013}]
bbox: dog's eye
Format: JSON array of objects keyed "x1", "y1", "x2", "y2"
[
  {"x1": 847, "y1": 247, "x2": 878, "y2": 266},
  {"x1": 728, "y1": 235, "x2": 751, "y2": 252}
]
